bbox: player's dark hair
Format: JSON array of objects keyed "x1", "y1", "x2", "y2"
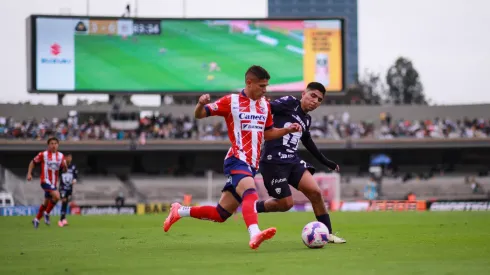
[
  {"x1": 306, "y1": 82, "x2": 326, "y2": 95},
  {"x1": 245, "y1": 65, "x2": 270, "y2": 81},
  {"x1": 47, "y1": 137, "x2": 59, "y2": 145},
  {"x1": 65, "y1": 152, "x2": 72, "y2": 156}
]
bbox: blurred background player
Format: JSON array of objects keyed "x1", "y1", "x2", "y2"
[
  {"x1": 58, "y1": 152, "x2": 78, "y2": 227},
  {"x1": 27, "y1": 137, "x2": 67, "y2": 229},
  {"x1": 256, "y1": 82, "x2": 346, "y2": 243},
  {"x1": 163, "y1": 65, "x2": 301, "y2": 249},
  {"x1": 205, "y1": 62, "x2": 220, "y2": 82},
  {"x1": 209, "y1": 61, "x2": 220, "y2": 72}
]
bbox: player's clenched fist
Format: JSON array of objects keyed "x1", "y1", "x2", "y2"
[
  {"x1": 198, "y1": 94, "x2": 211, "y2": 105},
  {"x1": 287, "y1": 123, "x2": 302, "y2": 133}
]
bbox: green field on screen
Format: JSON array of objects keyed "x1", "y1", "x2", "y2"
[{"x1": 75, "y1": 21, "x2": 304, "y2": 92}]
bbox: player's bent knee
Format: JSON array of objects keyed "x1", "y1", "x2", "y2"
[
  {"x1": 216, "y1": 204, "x2": 232, "y2": 222},
  {"x1": 278, "y1": 198, "x2": 294, "y2": 211}
]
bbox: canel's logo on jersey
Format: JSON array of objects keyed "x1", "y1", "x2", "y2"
[
  {"x1": 47, "y1": 161, "x2": 60, "y2": 170},
  {"x1": 239, "y1": 113, "x2": 267, "y2": 121}
]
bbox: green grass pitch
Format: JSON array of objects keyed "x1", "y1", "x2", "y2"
[
  {"x1": 1, "y1": 212, "x2": 489, "y2": 275},
  {"x1": 75, "y1": 21, "x2": 304, "y2": 92}
]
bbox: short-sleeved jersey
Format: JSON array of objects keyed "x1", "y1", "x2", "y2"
[
  {"x1": 204, "y1": 90, "x2": 274, "y2": 169},
  {"x1": 261, "y1": 96, "x2": 311, "y2": 164},
  {"x1": 33, "y1": 151, "x2": 66, "y2": 185},
  {"x1": 59, "y1": 163, "x2": 78, "y2": 191}
]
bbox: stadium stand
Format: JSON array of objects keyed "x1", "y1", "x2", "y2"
[{"x1": 1, "y1": 105, "x2": 489, "y2": 140}]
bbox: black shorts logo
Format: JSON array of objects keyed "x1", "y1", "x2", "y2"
[{"x1": 271, "y1": 178, "x2": 287, "y2": 185}]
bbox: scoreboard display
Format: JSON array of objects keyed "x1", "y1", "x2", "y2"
[
  {"x1": 133, "y1": 20, "x2": 161, "y2": 35},
  {"x1": 88, "y1": 20, "x2": 118, "y2": 35},
  {"x1": 27, "y1": 15, "x2": 345, "y2": 94}
]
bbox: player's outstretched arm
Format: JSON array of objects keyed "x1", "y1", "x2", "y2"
[
  {"x1": 28, "y1": 152, "x2": 43, "y2": 181},
  {"x1": 27, "y1": 160, "x2": 35, "y2": 181},
  {"x1": 194, "y1": 94, "x2": 211, "y2": 119},
  {"x1": 73, "y1": 166, "x2": 79, "y2": 185},
  {"x1": 300, "y1": 132, "x2": 339, "y2": 171},
  {"x1": 264, "y1": 123, "x2": 302, "y2": 141},
  {"x1": 61, "y1": 158, "x2": 68, "y2": 173}
]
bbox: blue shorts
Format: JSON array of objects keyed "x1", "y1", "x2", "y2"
[
  {"x1": 221, "y1": 157, "x2": 257, "y2": 203},
  {"x1": 41, "y1": 182, "x2": 57, "y2": 199}
]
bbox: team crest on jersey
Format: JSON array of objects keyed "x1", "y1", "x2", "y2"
[{"x1": 210, "y1": 103, "x2": 218, "y2": 111}]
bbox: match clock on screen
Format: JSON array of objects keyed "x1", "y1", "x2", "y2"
[{"x1": 133, "y1": 20, "x2": 161, "y2": 35}]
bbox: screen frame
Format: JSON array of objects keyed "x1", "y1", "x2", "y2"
[{"x1": 27, "y1": 15, "x2": 347, "y2": 96}]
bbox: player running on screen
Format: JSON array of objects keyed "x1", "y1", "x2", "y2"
[
  {"x1": 27, "y1": 137, "x2": 67, "y2": 229},
  {"x1": 256, "y1": 82, "x2": 346, "y2": 244},
  {"x1": 58, "y1": 152, "x2": 78, "y2": 227},
  {"x1": 163, "y1": 65, "x2": 302, "y2": 250}
]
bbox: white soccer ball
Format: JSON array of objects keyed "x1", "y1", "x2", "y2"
[{"x1": 301, "y1": 221, "x2": 330, "y2": 248}]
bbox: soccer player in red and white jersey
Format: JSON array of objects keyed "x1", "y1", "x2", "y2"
[
  {"x1": 163, "y1": 65, "x2": 301, "y2": 249},
  {"x1": 27, "y1": 137, "x2": 67, "y2": 229}
]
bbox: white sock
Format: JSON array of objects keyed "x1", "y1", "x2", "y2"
[
  {"x1": 248, "y1": 224, "x2": 260, "y2": 239},
  {"x1": 177, "y1": 206, "x2": 191, "y2": 217}
]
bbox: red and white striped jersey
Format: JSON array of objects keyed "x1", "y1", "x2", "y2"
[
  {"x1": 33, "y1": 151, "x2": 66, "y2": 185},
  {"x1": 204, "y1": 91, "x2": 274, "y2": 169}
]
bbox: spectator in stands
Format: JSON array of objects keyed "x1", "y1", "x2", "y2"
[
  {"x1": 406, "y1": 192, "x2": 416, "y2": 201},
  {"x1": 467, "y1": 176, "x2": 484, "y2": 194},
  {"x1": 364, "y1": 176, "x2": 378, "y2": 200},
  {"x1": 115, "y1": 191, "x2": 125, "y2": 209},
  {"x1": 1, "y1": 113, "x2": 488, "y2": 141}
]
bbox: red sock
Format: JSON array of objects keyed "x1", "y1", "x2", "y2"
[
  {"x1": 36, "y1": 204, "x2": 46, "y2": 220},
  {"x1": 45, "y1": 201, "x2": 56, "y2": 214},
  {"x1": 241, "y1": 189, "x2": 259, "y2": 228},
  {"x1": 190, "y1": 206, "x2": 225, "y2": 222}
]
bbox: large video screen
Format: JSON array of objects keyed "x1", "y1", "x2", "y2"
[{"x1": 28, "y1": 16, "x2": 345, "y2": 94}]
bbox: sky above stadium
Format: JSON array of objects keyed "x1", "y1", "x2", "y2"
[
  {"x1": 0, "y1": 0, "x2": 489, "y2": 106},
  {"x1": 358, "y1": 0, "x2": 490, "y2": 106}
]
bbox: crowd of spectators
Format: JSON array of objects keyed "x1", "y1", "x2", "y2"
[
  {"x1": 1, "y1": 112, "x2": 489, "y2": 141},
  {"x1": 378, "y1": 113, "x2": 490, "y2": 139}
]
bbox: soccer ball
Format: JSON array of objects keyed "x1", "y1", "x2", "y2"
[{"x1": 301, "y1": 221, "x2": 330, "y2": 248}]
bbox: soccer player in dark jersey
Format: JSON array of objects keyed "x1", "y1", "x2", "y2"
[
  {"x1": 57, "y1": 153, "x2": 78, "y2": 227},
  {"x1": 256, "y1": 82, "x2": 346, "y2": 243}
]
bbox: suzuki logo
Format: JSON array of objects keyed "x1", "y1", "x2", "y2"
[{"x1": 51, "y1": 43, "x2": 61, "y2": 56}]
